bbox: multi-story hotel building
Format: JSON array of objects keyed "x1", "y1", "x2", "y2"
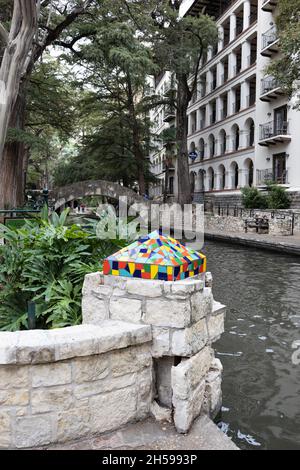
[{"x1": 149, "y1": 0, "x2": 300, "y2": 205}]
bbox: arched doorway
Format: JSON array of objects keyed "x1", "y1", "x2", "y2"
[
  {"x1": 230, "y1": 162, "x2": 239, "y2": 189},
  {"x1": 218, "y1": 164, "x2": 226, "y2": 190}
]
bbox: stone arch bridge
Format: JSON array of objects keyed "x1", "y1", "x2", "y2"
[{"x1": 53, "y1": 180, "x2": 149, "y2": 211}]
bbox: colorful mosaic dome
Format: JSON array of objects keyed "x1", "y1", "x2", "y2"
[{"x1": 103, "y1": 231, "x2": 206, "y2": 281}]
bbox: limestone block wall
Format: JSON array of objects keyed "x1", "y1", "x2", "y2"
[
  {"x1": 82, "y1": 272, "x2": 226, "y2": 433},
  {"x1": 205, "y1": 212, "x2": 294, "y2": 236},
  {"x1": 0, "y1": 321, "x2": 152, "y2": 449}
]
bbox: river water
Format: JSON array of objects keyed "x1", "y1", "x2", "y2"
[{"x1": 202, "y1": 240, "x2": 300, "y2": 450}]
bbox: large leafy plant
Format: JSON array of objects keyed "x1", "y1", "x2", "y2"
[{"x1": 0, "y1": 208, "x2": 121, "y2": 331}]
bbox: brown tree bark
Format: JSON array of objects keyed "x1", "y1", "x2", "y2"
[
  {"x1": 127, "y1": 73, "x2": 146, "y2": 196},
  {"x1": 0, "y1": 0, "x2": 38, "y2": 208},
  {"x1": 0, "y1": 88, "x2": 26, "y2": 208},
  {"x1": 176, "y1": 74, "x2": 192, "y2": 206},
  {"x1": 0, "y1": 0, "x2": 93, "y2": 208}
]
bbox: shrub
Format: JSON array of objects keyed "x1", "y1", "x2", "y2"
[
  {"x1": 0, "y1": 208, "x2": 122, "y2": 331},
  {"x1": 241, "y1": 187, "x2": 268, "y2": 209},
  {"x1": 266, "y1": 184, "x2": 291, "y2": 209}
]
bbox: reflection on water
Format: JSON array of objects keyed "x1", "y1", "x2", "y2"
[{"x1": 203, "y1": 240, "x2": 300, "y2": 450}]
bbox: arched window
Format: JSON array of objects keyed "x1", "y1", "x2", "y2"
[
  {"x1": 219, "y1": 129, "x2": 227, "y2": 155},
  {"x1": 199, "y1": 138, "x2": 205, "y2": 160},
  {"x1": 245, "y1": 118, "x2": 255, "y2": 147},
  {"x1": 208, "y1": 134, "x2": 216, "y2": 158},
  {"x1": 231, "y1": 124, "x2": 240, "y2": 152},
  {"x1": 218, "y1": 164, "x2": 226, "y2": 190},
  {"x1": 230, "y1": 162, "x2": 239, "y2": 189}
]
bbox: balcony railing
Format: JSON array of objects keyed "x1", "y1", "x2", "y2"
[
  {"x1": 257, "y1": 168, "x2": 289, "y2": 185},
  {"x1": 219, "y1": 143, "x2": 226, "y2": 155},
  {"x1": 210, "y1": 114, "x2": 216, "y2": 125},
  {"x1": 249, "y1": 13, "x2": 257, "y2": 25},
  {"x1": 232, "y1": 102, "x2": 241, "y2": 114},
  {"x1": 262, "y1": 26, "x2": 278, "y2": 51},
  {"x1": 259, "y1": 120, "x2": 289, "y2": 141},
  {"x1": 220, "y1": 109, "x2": 228, "y2": 120},
  {"x1": 261, "y1": 76, "x2": 280, "y2": 95},
  {"x1": 246, "y1": 95, "x2": 256, "y2": 107},
  {"x1": 247, "y1": 54, "x2": 256, "y2": 67},
  {"x1": 245, "y1": 133, "x2": 255, "y2": 147}
]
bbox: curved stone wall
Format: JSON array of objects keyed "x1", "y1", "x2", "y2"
[{"x1": 0, "y1": 321, "x2": 152, "y2": 449}]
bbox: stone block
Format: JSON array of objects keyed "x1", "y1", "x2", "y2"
[
  {"x1": 173, "y1": 379, "x2": 206, "y2": 434},
  {"x1": 92, "y1": 285, "x2": 113, "y2": 299},
  {"x1": 110, "y1": 345, "x2": 151, "y2": 377},
  {"x1": 109, "y1": 297, "x2": 142, "y2": 323},
  {"x1": 171, "y1": 347, "x2": 213, "y2": 400},
  {"x1": 171, "y1": 318, "x2": 208, "y2": 356},
  {"x1": 82, "y1": 295, "x2": 108, "y2": 325},
  {"x1": 89, "y1": 387, "x2": 138, "y2": 434},
  {"x1": 144, "y1": 298, "x2": 191, "y2": 328},
  {"x1": 207, "y1": 313, "x2": 225, "y2": 343},
  {"x1": 31, "y1": 362, "x2": 72, "y2": 388},
  {"x1": 212, "y1": 300, "x2": 226, "y2": 317},
  {"x1": 73, "y1": 355, "x2": 109, "y2": 383},
  {"x1": 14, "y1": 415, "x2": 54, "y2": 448},
  {"x1": 205, "y1": 272, "x2": 213, "y2": 288},
  {"x1": 57, "y1": 406, "x2": 90, "y2": 442},
  {"x1": 0, "y1": 389, "x2": 29, "y2": 406},
  {"x1": 51, "y1": 322, "x2": 151, "y2": 362},
  {"x1": 74, "y1": 373, "x2": 136, "y2": 399},
  {"x1": 0, "y1": 366, "x2": 29, "y2": 389},
  {"x1": 31, "y1": 385, "x2": 73, "y2": 414},
  {"x1": 0, "y1": 332, "x2": 19, "y2": 364},
  {"x1": 136, "y1": 368, "x2": 153, "y2": 419},
  {"x1": 151, "y1": 327, "x2": 170, "y2": 357},
  {"x1": 15, "y1": 330, "x2": 55, "y2": 365},
  {"x1": 126, "y1": 279, "x2": 163, "y2": 298},
  {"x1": 0, "y1": 412, "x2": 11, "y2": 448},
  {"x1": 190, "y1": 287, "x2": 213, "y2": 323},
  {"x1": 203, "y1": 359, "x2": 223, "y2": 419},
  {"x1": 82, "y1": 272, "x2": 103, "y2": 295}
]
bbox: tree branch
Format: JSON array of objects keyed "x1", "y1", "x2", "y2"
[
  {"x1": 0, "y1": 22, "x2": 9, "y2": 44},
  {"x1": 33, "y1": 0, "x2": 94, "y2": 62}
]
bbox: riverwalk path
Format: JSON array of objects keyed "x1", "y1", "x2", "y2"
[{"x1": 205, "y1": 230, "x2": 300, "y2": 256}]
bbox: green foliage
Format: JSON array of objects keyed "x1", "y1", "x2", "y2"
[
  {"x1": 0, "y1": 208, "x2": 121, "y2": 331},
  {"x1": 266, "y1": 184, "x2": 291, "y2": 209},
  {"x1": 267, "y1": 0, "x2": 300, "y2": 108},
  {"x1": 242, "y1": 185, "x2": 291, "y2": 209},
  {"x1": 241, "y1": 187, "x2": 268, "y2": 209}
]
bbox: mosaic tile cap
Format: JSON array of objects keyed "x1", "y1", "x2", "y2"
[{"x1": 103, "y1": 230, "x2": 206, "y2": 281}]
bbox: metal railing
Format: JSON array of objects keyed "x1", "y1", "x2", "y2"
[
  {"x1": 261, "y1": 76, "x2": 280, "y2": 95},
  {"x1": 259, "y1": 120, "x2": 289, "y2": 140},
  {"x1": 220, "y1": 108, "x2": 228, "y2": 120},
  {"x1": 247, "y1": 54, "x2": 256, "y2": 67},
  {"x1": 210, "y1": 114, "x2": 216, "y2": 125},
  {"x1": 262, "y1": 25, "x2": 278, "y2": 50},
  {"x1": 257, "y1": 168, "x2": 289, "y2": 185}
]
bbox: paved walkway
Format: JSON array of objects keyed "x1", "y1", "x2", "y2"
[
  {"x1": 42, "y1": 416, "x2": 238, "y2": 451},
  {"x1": 205, "y1": 230, "x2": 300, "y2": 256}
]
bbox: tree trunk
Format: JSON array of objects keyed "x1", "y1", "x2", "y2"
[
  {"x1": 0, "y1": 85, "x2": 27, "y2": 208},
  {"x1": 0, "y1": 0, "x2": 38, "y2": 208},
  {"x1": 176, "y1": 75, "x2": 192, "y2": 205},
  {"x1": 126, "y1": 73, "x2": 146, "y2": 196}
]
